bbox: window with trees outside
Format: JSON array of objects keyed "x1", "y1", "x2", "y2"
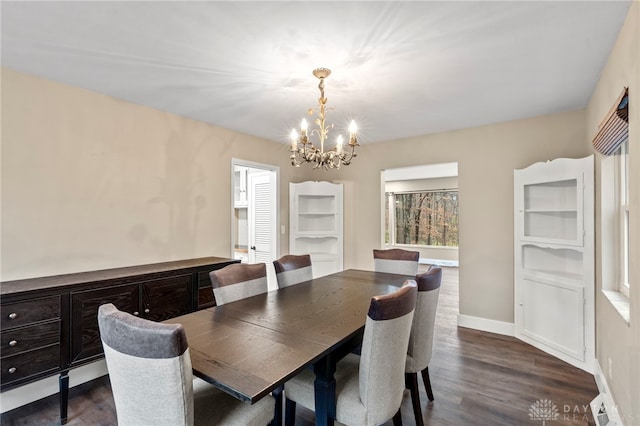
[
  {"x1": 616, "y1": 139, "x2": 630, "y2": 297},
  {"x1": 385, "y1": 190, "x2": 459, "y2": 247}
]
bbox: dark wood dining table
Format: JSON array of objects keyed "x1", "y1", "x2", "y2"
[{"x1": 164, "y1": 269, "x2": 412, "y2": 426}]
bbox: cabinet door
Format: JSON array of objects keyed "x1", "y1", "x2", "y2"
[
  {"x1": 141, "y1": 274, "x2": 192, "y2": 322},
  {"x1": 70, "y1": 284, "x2": 139, "y2": 365},
  {"x1": 520, "y1": 276, "x2": 585, "y2": 361}
]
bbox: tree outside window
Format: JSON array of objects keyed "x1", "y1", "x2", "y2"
[{"x1": 385, "y1": 191, "x2": 459, "y2": 247}]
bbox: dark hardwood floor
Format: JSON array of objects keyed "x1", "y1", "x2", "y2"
[{"x1": 1, "y1": 267, "x2": 598, "y2": 425}]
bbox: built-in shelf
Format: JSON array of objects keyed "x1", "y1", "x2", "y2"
[
  {"x1": 514, "y1": 155, "x2": 594, "y2": 374},
  {"x1": 290, "y1": 182, "x2": 343, "y2": 278},
  {"x1": 521, "y1": 244, "x2": 584, "y2": 280},
  {"x1": 520, "y1": 176, "x2": 583, "y2": 246},
  {"x1": 297, "y1": 214, "x2": 337, "y2": 233}
]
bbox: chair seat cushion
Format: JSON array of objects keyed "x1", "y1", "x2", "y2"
[
  {"x1": 285, "y1": 354, "x2": 370, "y2": 426},
  {"x1": 194, "y1": 378, "x2": 274, "y2": 426}
]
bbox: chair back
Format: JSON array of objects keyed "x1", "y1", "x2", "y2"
[
  {"x1": 98, "y1": 303, "x2": 194, "y2": 426},
  {"x1": 406, "y1": 266, "x2": 442, "y2": 374},
  {"x1": 273, "y1": 254, "x2": 313, "y2": 288},
  {"x1": 373, "y1": 248, "x2": 420, "y2": 275},
  {"x1": 209, "y1": 263, "x2": 268, "y2": 305},
  {"x1": 359, "y1": 280, "x2": 417, "y2": 425}
]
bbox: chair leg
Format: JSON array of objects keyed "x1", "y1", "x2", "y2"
[
  {"x1": 392, "y1": 408, "x2": 403, "y2": 426},
  {"x1": 284, "y1": 398, "x2": 296, "y2": 426},
  {"x1": 421, "y1": 366, "x2": 434, "y2": 401},
  {"x1": 405, "y1": 372, "x2": 424, "y2": 426}
]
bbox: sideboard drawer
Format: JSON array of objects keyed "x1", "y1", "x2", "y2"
[
  {"x1": 1, "y1": 321, "x2": 60, "y2": 358},
  {"x1": 1, "y1": 296, "x2": 60, "y2": 330},
  {"x1": 1, "y1": 345, "x2": 60, "y2": 386}
]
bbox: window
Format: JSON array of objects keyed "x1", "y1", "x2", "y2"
[
  {"x1": 385, "y1": 190, "x2": 459, "y2": 247},
  {"x1": 615, "y1": 139, "x2": 630, "y2": 297}
]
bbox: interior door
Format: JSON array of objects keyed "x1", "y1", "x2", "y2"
[{"x1": 248, "y1": 171, "x2": 277, "y2": 288}]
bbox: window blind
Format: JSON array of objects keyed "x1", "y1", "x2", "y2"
[{"x1": 592, "y1": 87, "x2": 629, "y2": 156}]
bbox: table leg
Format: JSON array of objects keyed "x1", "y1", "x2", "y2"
[
  {"x1": 271, "y1": 385, "x2": 283, "y2": 426},
  {"x1": 313, "y1": 355, "x2": 336, "y2": 426},
  {"x1": 59, "y1": 371, "x2": 69, "y2": 424}
]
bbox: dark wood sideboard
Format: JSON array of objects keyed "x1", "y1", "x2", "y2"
[{"x1": 0, "y1": 256, "x2": 238, "y2": 423}]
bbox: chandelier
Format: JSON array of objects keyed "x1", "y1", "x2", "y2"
[{"x1": 289, "y1": 68, "x2": 359, "y2": 169}]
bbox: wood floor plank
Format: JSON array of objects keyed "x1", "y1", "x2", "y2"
[{"x1": 1, "y1": 267, "x2": 598, "y2": 425}]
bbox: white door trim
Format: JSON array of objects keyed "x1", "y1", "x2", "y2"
[{"x1": 230, "y1": 158, "x2": 280, "y2": 267}]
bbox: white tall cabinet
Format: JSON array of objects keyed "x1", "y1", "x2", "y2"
[
  {"x1": 289, "y1": 181, "x2": 343, "y2": 278},
  {"x1": 514, "y1": 155, "x2": 594, "y2": 373}
]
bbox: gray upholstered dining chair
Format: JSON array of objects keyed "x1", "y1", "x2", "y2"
[
  {"x1": 405, "y1": 266, "x2": 443, "y2": 426},
  {"x1": 209, "y1": 262, "x2": 268, "y2": 306},
  {"x1": 273, "y1": 254, "x2": 313, "y2": 288},
  {"x1": 97, "y1": 303, "x2": 274, "y2": 426},
  {"x1": 284, "y1": 281, "x2": 418, "y2": 426},
  {"x1": 373, "y1": 248, "x2": 420, "y2": 275}
]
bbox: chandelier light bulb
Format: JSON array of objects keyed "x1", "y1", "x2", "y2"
[
  {"x1": 336, "y1": 135, "x2": 344, "y2": 154},
  {"x1": 349, "y1": 120, "x2": 357, "y2": 134}
]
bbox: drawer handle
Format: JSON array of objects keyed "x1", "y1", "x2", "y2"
[
  {"x1": 8, "y1": 367, "x2": 16, "y2": 374},
  {"x1": 133, "y1": 312, "x2": 139, "y2": 316},
  {"x1": 144, "y1": 308, "x2": 150, "y2": 314},
  {"x1": 8, "y1": 340, "x2": 17, "y2": 347},
  {"x1": 8, "y1": 313, "x2": 17, "y2": 320}
]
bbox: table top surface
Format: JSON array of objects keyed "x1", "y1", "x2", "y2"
[{"x1": 165, "y1": 269, "x2": 412, "y2": 403}]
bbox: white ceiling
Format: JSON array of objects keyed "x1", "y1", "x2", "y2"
[{"x1": 1, "y1": 1, "x2": 631, "y2": 144}]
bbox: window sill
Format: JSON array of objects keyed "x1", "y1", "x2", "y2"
[
  {"x1": 601, "y1": 290, "x2": 630, "y2": 325},
  {"x1": 389, "y1": 243, "x2": 458, "y2": 250}
]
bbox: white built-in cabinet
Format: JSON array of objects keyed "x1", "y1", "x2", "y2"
[
  {"x1": 514, "y1": 155, "x2": 594, "y2": 373},
  {"x1": 233, "y1": 166, "x2": 249, "y2": 262},
  {"x1": 234, "y1": 166, "x2": 248, "y2": 208},
  {"x1": 289, "y1": 181, "x2": 343, "y2": 278}
]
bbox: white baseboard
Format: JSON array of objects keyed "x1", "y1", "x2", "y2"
[
  {"x1": 0, "y1": 360, "x2": 108, "y2": 413},
  {"x1": 457, "y1": 314, "x2": 515, "y2": 336},
  {"x1": 593, "y1": 359, "x2": 624, "y2": 425}
]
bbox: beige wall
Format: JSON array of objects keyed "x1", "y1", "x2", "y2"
[
  {"x1": 1, "y1": 68, "x2": 307, "y2": 281},
  {"x1": 334, "y1": 109, "x2": 589, "y2": 324},
  {"x1": 586, "y1": 2, "x2": 639, "y2": 424}
]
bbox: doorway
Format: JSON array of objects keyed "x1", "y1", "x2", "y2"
[
  {"x1": 381, "y1": 162, "x2": 460, "y2": 315},
  {"x1": 231, "y1": 159, "x2": 279, "y2": 290},
  {"x1": 381, "y1": 162, "x2": 459, "y2": 266}
]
